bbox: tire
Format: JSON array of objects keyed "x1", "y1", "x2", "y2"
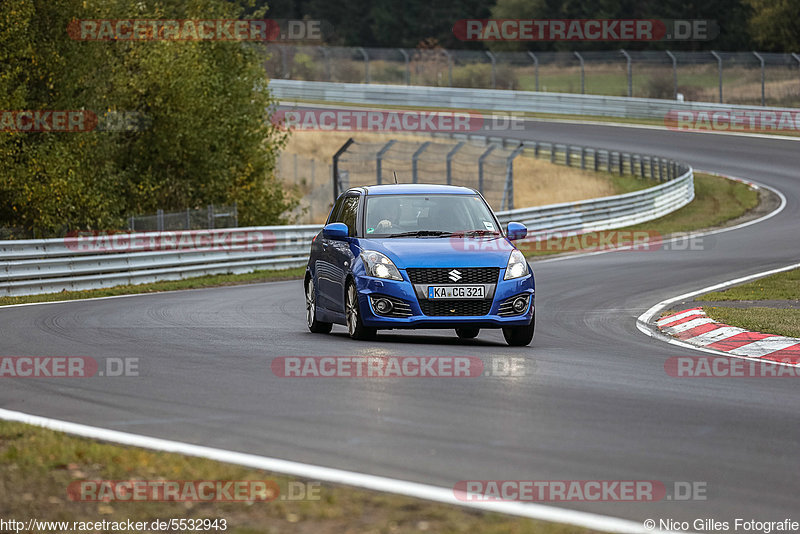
[
  {"x1": 455, "y1": 327, "x2": 480, "y2": 339},
  {"x1": 502, "y1": 312, "x2": 535, "y2": 346},
  {"x1": 345, "y1": 282, "x2": 377, "y2": 340},
  {"x1": 306, "y1": 278, "x2": 332, "y2": 334}
]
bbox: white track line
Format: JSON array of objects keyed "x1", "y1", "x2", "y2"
[{"x1": 0, "y1": 408, "x2": 655, "y2": 534}]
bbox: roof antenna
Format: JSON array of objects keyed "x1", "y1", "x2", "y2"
[{"x1": 393, "y1": 171, "x2": 399, "y2": 184}]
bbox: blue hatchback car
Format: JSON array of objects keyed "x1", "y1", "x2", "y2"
[{"x1": 304, "y1": 184, "x2": 535, "y2": 346}]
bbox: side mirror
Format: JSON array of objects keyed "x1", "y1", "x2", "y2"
[
  {"x1": 323, "y1": 222, "x2": 349, "y2": 239},
  {"x1": 506, "y1": 222, "x2": 527, "y2": 241}
]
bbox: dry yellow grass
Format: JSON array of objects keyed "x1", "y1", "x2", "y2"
[{"x1": 281, "y1": 131, "x2": 625, "y2": 222}]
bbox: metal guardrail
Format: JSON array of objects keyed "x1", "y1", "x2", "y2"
[
  {"x1": 0, "y1": 133, "x2": 693, "y2": 297},
  {"x1": 269, "y1": 79, "x2": 799, "y2": 120}
]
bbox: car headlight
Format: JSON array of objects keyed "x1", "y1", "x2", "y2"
[
  {"x1": 361, "y1": 251, "x2": 403, "y2": 281},
  {"x1": 504, "y1": 249, "x2": 529, "y2": 280}
]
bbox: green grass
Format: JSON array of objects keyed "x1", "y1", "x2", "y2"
[
  {"x1": 0, "y1": 268, "x2": 306, "y2": 307},
  {"x1": 519, "y1": 172, "x2": 759, "y2": 256},
  {"x1": 702, "y1": 307, "x2": 800, "y2": 339},
  {"x1": 0, "y1": 421, "x2": 594, "y2": 534},
  {"x1": 701, "y1": 268, "x2": 800, "y2": 301}
]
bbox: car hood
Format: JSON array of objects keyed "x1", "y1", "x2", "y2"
[{"x1": 357, "y1": 236, "x2": 516, "y2": 268}]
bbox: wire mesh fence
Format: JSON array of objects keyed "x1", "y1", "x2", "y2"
[
  {"x1": 266, "y1": 45, "x2": 800, "y2": 107},
  {"x1": 127, "y1": 205, "x2": 238, "y2": 232}
]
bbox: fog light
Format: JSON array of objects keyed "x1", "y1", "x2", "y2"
[
  {"x1": 374, "y1": 298, "x2": 393, "y2": 314},
  {"x1": 512, "y1": 296, "x2": 528, "y2": 313}
]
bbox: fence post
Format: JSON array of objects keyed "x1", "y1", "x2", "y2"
[
  {"x1": 793, "y1": 54, "x2": 800, "y2": 96},
  {"x1": 639, "y1": 155, "x2": 645, "y2": 178},
  {"x1": 527, "y1": 51, "x2": 539, "y2": 91},
  {"x1": 753, "y1": 51, "x2": 765, "y2": 106},
  {"x1": 206, "y1": 205, "x2": 214, "y2": 230},
  {"x1": 618, "y1": 153, "x2": 623, "y2": 175},
  {"x1": 310, "y1": 159, "x2": 315, "y2": 186},
  {"x1": 486, "y1": 51, "x2": 497, "y2": 89},
  {"x1": 621, "y1": 49, "x2": 632, "y2": 97},
  {"x1": 666, "y1": 50, "x2": 678, "y2": 99},
  {"x1": 357, "y1": 47, "x2": 369, "y2": 84},
  {"x1": 412, "y1": 142, "x2": 431, "y2": 183},
  {"x1": 443, "y1": 49, "x2": 453, "y2": 87},
  {"x1": 157, "y1": 209, "x2": 164, "y2": 231},
  {"x1": 503, "y1": 144, "x2": 524, "y2": 210},
  {"x1": 279, "y1": 46, "x2": 288, "y2": 79},
  {"x1": 321, "y1": 47, "x2": 331, "y2": 81},
  {"x1": 186, "y1": 208, "x2": 190, "y2": 230},
  {"x1": 128, "y1": 216, "x2": 134, "y2": 232},
  {"x1": 398, "y1": 48, "x2": 410, "y2": 85},
  {"x1": 594, "y1": 149, "x2": 599, "y2": 172},
  {"x1": 580, "y1": 147, "x2": 586, "y2": 169},
  {"x1": 711, "y1": 51, "x2": 723, "y2": 103},
  {"x1": 332, "y1": 137, "x2": 355, "y2": 201},
  {"x1": 574, "y1": 51, "x2": 585, "y2": 94},
  {"x1": 376, "y1": 139, "x2": 396, "y2": 184},
  {"x1": 478, "y1": 145, "x2": 496, "y2": 194},
  {"x1": 233, "y1": 202, "x2": 238, "y2": 227},
  {"x1": 446, "y1": 141, "x2": 465, "y2": 185},
  {"x1": 293, "y1": 153, "x2": 298, "y2": 183}
]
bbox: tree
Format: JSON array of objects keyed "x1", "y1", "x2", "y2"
[{"x1": 745, "y1": 0, "x2": 800, "y2": 51}]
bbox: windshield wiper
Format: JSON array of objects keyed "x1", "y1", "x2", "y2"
[
  {"x1": 385, "y1": 230, "x2": 453, "y2": 238},
  {"x1": 461, "y1": 230, "x2": 501, "y2": 237}
]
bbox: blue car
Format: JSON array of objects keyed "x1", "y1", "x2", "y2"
[{"x1": 304, "y1": 184, "x2": 535, "y2": 346}]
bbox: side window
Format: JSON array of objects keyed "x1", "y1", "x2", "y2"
[
  {"x1": 327, "y1": 196, "x2": 345, "y2": 225},
  {"x1": 340, "y1": 196, "x2": 360, "y2": 237}
]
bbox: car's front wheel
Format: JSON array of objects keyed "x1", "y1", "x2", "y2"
[
  {"x1": 306, "y1": 278, "x2": 332, "y2": 334},
  {"x1": 346, "y1": 282, "x2": 376, "y2": 340},
  {"x1": 455, "y1": 327, "x2": 480, "y2": 339},
  {"x1": 502, "y1": 313, "x2": 535, "y2": 346}
]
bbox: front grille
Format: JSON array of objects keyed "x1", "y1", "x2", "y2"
[
  {"x1": 498, "y1": 294, "x2": 530, "y2": 317},
  {"x1": 420, "y1": 300, "x2": 493, "y2": 317},
  {"x1": 407, "y1": 267, "x2": 500, "y2": 285},
  {"x1": 369, "y1": 295, "x2": 413, "y2": 318}
]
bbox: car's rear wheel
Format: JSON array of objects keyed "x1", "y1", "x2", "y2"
[
  {"x1": 346, "y1": 282, "x2": 376, "y2": 340},
  {"x1": 306, "y1": 278, "x2": 332, "y2": 334},
  {"x1": 502, "y1": 312, "x2": 535, "y2": 346},
  {"x1": 455, "y1": 327, "x2": 480, "y2": 339}
]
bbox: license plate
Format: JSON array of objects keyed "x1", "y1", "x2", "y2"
[{"x1": 428, "y1": 285, "x2": 485, "y2": 299}]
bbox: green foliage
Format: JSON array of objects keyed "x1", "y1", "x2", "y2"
[
  {"x1": 0, "y1": 0, "x2": 294, "y2": 237},
  {"x1": 745, "y1": 0, "x2": 800, "y2": 51}
]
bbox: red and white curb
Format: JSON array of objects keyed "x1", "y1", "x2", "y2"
[{"x1": 657, "y1": 308, "x2": 800, "y2": 365}]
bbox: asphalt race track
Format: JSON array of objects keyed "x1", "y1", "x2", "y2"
[{"x1": 1, "y1": 117, "x2": 798, "y2": 525}]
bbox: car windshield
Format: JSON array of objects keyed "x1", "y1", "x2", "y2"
[{"x1": 364, "y1": 194, "x2": 499, "y2": 237}]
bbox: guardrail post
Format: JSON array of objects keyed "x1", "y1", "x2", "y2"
[
  {"x1": 398, "y1": 48, "x2": 410, "y2": 85},
  {"x1": 621, "y1": 49, "x2": 632, "y2": 97},
  {"x1": 580, "y1": 147, "x2": 586, "y2": 169},
  {"x1": 478, "y1": 145, "x2": 496, "y2": 194},
  {"x1": 618, "y1": 153, "x2": 623, "y2": 175},
  {"x1": 503, "y1": 144, "x2": 524, "y2": 210},
  {"x1": 658, "y1": 158, "x2": 664, "y2": 181},
  {"x1": 412, "y1": 141, "x2": 431, "y2": 183},
  {"x1": 649, "y1": 157, "x2": 655, "y2": 180},
  {"x1": 753, "y1": 51, "x2": 765, "y2": 106},
  {"x1": 357, "y1": 47, "x2": 369, "y2": 84},
  {"x1": 666, "y1": 50, "x2": 678, "y2": 99},
  {"x1": 446, "y1": 142, "x2": 465, "y2": 185},
  {"x1": 376, "y1": 139, "x2": 396, "y2": 184},
  {"x1": 711, "y1": 51, "x2": 723, "y2": 103},
  {"x1": 332, "y1": 137, "x2": 354, "y2": 200},
  {"x1": 574, "y1": 51, "x2": 585, "y2": 94},
  {"x1": 527, "y1": 51, "x2": 539, "y2": 91},
  {"x1": 486, "y1": 51, "x2": 497, "y2": 89},
  {"x1": 594, "y1": 149, "x2": 599, "y2": 172},
  {"x1": 565, "y1": 145, "x2": 571, "y2": 166},
  {"x1": 534, "y1": 141, "x2": 540, "y2": 158},
  {"x1": 639, "y1": 155, "x2": 645, "y2": 178}
]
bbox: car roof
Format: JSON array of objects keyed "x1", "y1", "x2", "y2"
[{"x1": 351, "y1": 184, "x2": 478, "y2": 196}]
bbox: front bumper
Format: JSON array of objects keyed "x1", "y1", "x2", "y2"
[{"x1": 355, "y1": 271, "x2": 534, "y2": 329}]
